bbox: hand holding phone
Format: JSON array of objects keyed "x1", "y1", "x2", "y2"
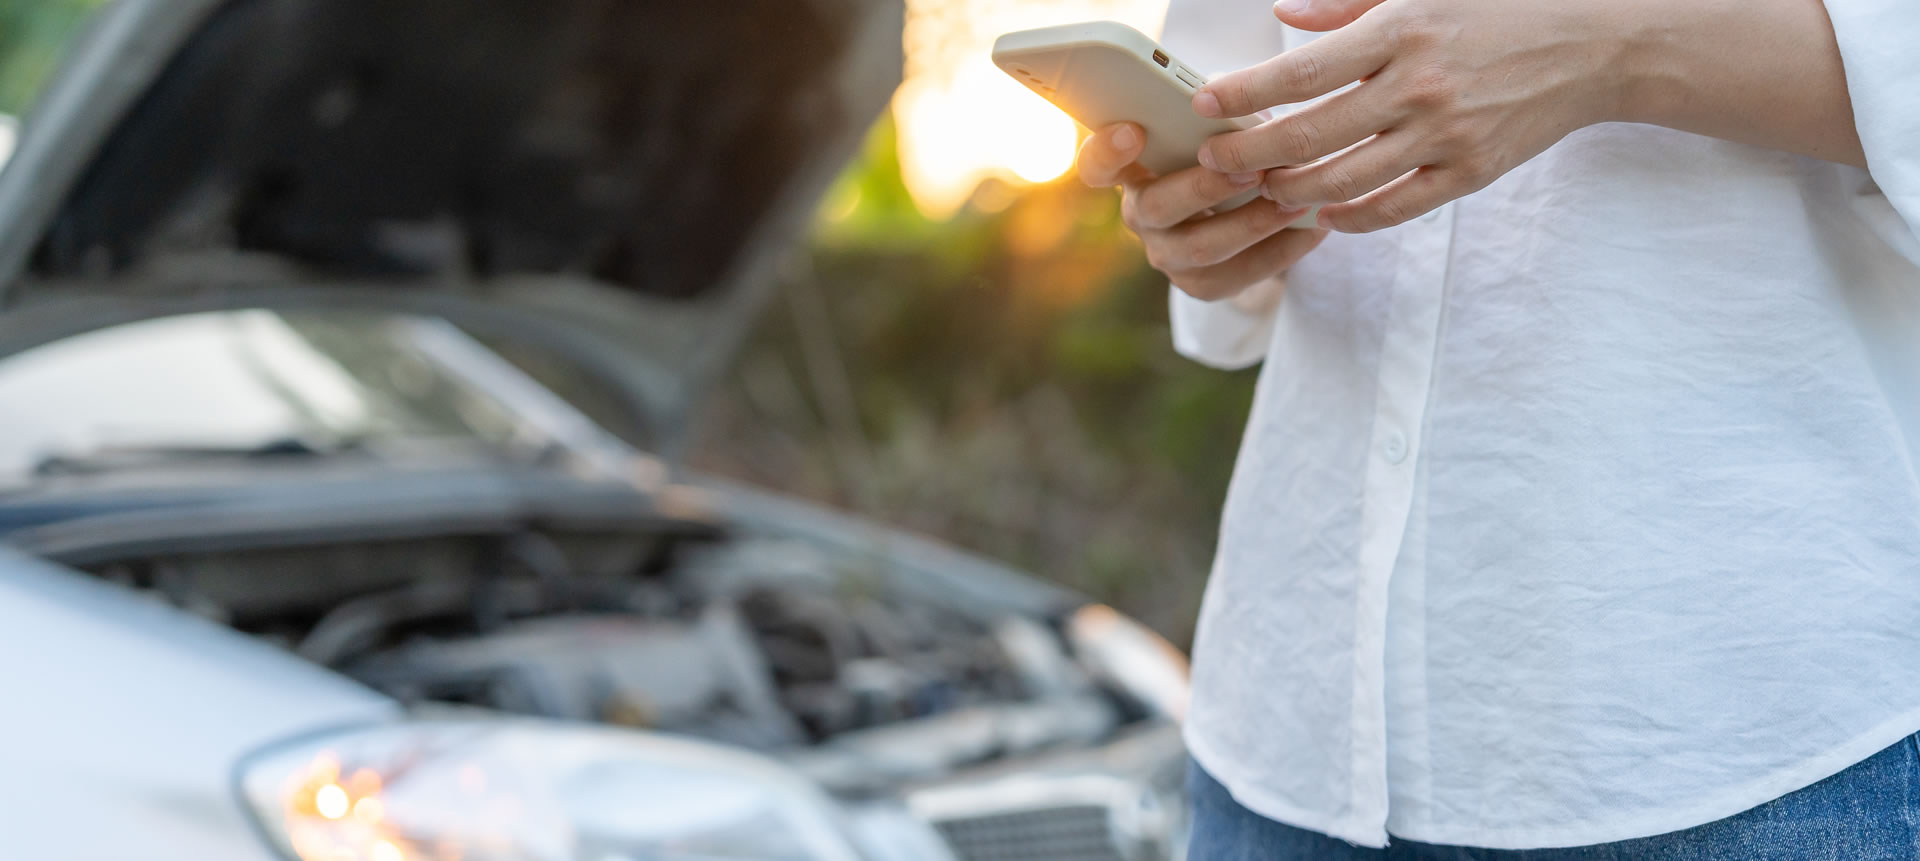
[
  {"x1": 1078, "y1": 122, "x2": 1329, "y2": 302},
  {"x1": 996, "y1": 22, "x2": 1327, "y2": 301},
  {"x1": 993, "y1": 21, "x2": 1318, "y2": 227}
]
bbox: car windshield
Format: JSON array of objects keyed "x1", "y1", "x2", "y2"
[{"x1": 0, "y1": 309, "x2": 588, "y2": 480}]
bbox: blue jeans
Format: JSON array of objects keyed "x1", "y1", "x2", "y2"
[{"x1": 1187, "y1": 733, "x2": 1920, "y2": 860}]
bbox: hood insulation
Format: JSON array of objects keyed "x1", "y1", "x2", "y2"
[{"x1": 30, "y1": 0, "x2": 876, "y2": 299}]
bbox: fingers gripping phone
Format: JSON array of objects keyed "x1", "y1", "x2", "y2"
[{"x1": 993, "y1": 21, "x2": 1318, "y2": 228}]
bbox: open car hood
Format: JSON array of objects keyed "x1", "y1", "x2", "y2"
[{"x1": 0, "y1": 0, "x2": 901, "y2": 446}]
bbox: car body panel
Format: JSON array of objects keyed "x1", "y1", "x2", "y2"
[{"x1": 0, "y1": 545, "x2": 397, "y2": 858}]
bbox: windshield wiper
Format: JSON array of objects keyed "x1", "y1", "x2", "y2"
[{"x1": 29, "y1": 436, "x2": 356, "y2": 477}]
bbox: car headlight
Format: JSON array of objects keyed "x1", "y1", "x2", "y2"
[
  {"x1": 237, "y1": 719, "x2": 868, "y2": 861},
  {"x1": 1065, "y1": 604, "x2": 1191, "y2": 722}
]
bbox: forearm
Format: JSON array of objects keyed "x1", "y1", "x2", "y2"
[{"x1": 1615, "y1": 0, "x2": 1865, "y2": 168}]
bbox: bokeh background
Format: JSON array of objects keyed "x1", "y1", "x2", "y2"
[{"x1": 0, "y1": 0, "x2": 1257, "y2": 645}]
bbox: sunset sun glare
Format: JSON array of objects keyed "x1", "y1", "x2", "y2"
[{"x1": 895, "y1": 0, "x2": 1170, "y2": 218}]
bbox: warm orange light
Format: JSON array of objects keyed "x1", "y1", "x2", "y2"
[
  {"x1": 314, "y1": 783, "x2": 350, "y2": 820},
  {"x1": 894, "y1": 0, "x2": 1172, "y2": 218},
  {"x1": 348, "y1": 768, "x2": 383, "y2": 798},
  {"x1": 352, "y1": 796, "x2": 385, "y2": 825},
  {"x1": 893, "y1": 63, "x2": 1079, "y2": 220},
  {"x1": 311, "y1": 752, "x2": 342, "y2": 783},
  {"x1": 281, "y1": 756, "x2": 420, "y2": 861}
]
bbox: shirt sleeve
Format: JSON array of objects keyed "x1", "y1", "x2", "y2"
[
  {"x1": 1168, "y1": 284, "x2": 1279, "y2": 370},
  {"x1": 1159, "y1": 1, "x2": 1296, "y2": 370},
  {"x1": 1823, "y1": 0, "x2": 1920, "y2": 258},
  {"x1": 1160, "y1": 0, "x2": 1296, "y2": 78}
]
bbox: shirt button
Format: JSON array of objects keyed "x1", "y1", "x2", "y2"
[{"x1": 1382, "y1": 431, "x2": 1408, "y2": 464}]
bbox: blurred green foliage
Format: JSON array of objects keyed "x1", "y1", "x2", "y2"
[
  {"x1": 0, "y1": 0, "x2": 104, "y2": 116},
  {"x1": 690, "y1": 120, "x2": 1258, "y2": 643}
]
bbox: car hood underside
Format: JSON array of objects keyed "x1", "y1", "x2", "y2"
[{"x1": 0, "y1": 0, "x2": 900, "y2": 305}]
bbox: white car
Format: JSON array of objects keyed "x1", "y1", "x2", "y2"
[{"x1": 0, "y1": 1, "x2": 1193, "y2": 859}]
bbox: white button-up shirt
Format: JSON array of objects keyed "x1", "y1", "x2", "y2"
[{"x1": 1162, "y1": 0, "x2": 1920, "y2": 849}]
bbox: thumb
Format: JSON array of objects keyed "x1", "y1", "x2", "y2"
[{"x1": 1272, "y1": 0, "x2": 1384, "y2": 32}]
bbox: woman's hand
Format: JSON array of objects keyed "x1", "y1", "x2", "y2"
[
  {"x1": 1191, "y1": 0, "x2": 1866, "y2": 234},
  {"x1": 1078, "y1": 122, "x2": 1329, "y2": 302},
  {"x1": 1192, "y1": 0, "x2": 1640, "y2": 233}
]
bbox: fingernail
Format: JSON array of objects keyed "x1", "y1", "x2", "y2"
[
  {"x1": 1229, "y1": 172, "x2": 1261, "y2": 187},
  {"x1": 1192, "y1": 90, "x2": 1221, "y2": 118},
  {"x1": 1274, "y1": 0, "x2": 1311, "y2": 15},
  {"x1": 1197, "y1": 145, "x2": 1219, "y2": 172},
  {"x1": 1111, "y1": 125, "x2": 1138, "y2": 151},
  {"x1": 1277, "y1": 204, "x2": 1309, "y2": 220},
  {"x1": 1258, "y1": 183, "x2": 1274, "y2": 201}
]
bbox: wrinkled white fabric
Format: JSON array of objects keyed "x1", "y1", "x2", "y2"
[{"x1": 1161, "y1": 0, "x2": 1920, "y2": 849}]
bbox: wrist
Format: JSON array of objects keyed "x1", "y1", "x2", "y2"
[
  {"x1": 1535, "y1": 0, "x2": 1668, "y2": 130},
  {"x1": 1600, "y1": 0, "x2": 1865, "y2": 167},
  {"x1": 1605, "y1": 0, "x2": 1710, "y2": 128},
  {"x1": 1613, "y1": 35, "x2": 1677, "y2": 127}
]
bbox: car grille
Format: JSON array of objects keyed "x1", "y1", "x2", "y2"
[{"x1": 931, "y1": 804, "x2": 1126, "y2": 861}]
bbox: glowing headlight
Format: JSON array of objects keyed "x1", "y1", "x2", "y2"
[{"x1": 237, "y1": 719, "x2": 868, "y2": 861}]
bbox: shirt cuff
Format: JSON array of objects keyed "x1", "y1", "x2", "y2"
[
  {"x1": 1823, "y1": 0, "x2": 1920, "y2": 260},
  {"x1": 1168, "y1": 284, "x2": 1278, "y2": 370}
]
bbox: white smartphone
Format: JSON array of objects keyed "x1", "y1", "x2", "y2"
[{"x1": 993, "y1": 21, "x2": 1317, "y2": 227}]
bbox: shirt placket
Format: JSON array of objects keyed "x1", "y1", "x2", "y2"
[{"x1": 1345, "y1": 202, "x2": 1456, "y2": 834}]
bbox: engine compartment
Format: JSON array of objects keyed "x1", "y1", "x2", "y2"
[{"x1": 85, "y1": 525, "x2": 1130, "y2": 793}]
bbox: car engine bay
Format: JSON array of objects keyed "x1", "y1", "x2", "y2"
[
  {"x1": 58, "y1": 513, "x2": 1192, "y2": 859},
  {"x1": 80, "y1": 521, "x2": 1165, "y2": 799}
]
